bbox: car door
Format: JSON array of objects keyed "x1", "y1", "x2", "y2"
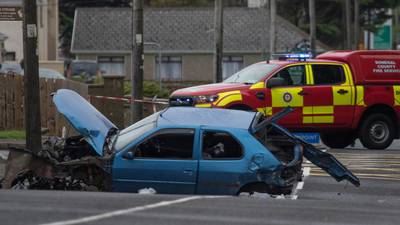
[
  {"x1": 303, "y1": 63, "x2": 355, "y2": 127},
  {"x1": 196, "y1": 129, "x2": 247, "y2": 195},
  {"x1": 267, "y1": 64, "x2": 307, "y2": 127},
  {"x1": 112, "y1": 128, "x2": 199, "y2": 194},
  {"x1": 251, "y1": 117, "x2": 360, "y2": 187}
]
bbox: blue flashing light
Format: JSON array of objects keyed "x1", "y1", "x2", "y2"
[{"x1": 284, "y1": 53, "x2": 312, "y2": 61}]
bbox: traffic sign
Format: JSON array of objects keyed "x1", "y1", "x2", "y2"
[
  {"x1": 374, "y1": 24, "x2": 392, "y2": 49},
  {"x1": 0, "y1": 6, "x2": 23, "y2": 21}
]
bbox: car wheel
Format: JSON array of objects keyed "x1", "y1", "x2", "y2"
[
  {"x1": 320, "y1": 132, "x2": 355, "y2": 149},
  {"x1": 359, "y1": 113, "x2": 395, "y2": 150}
]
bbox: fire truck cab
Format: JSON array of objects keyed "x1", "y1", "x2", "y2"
[{"x1": 169, "y1": 50, "x2": 400, "y2": 150}]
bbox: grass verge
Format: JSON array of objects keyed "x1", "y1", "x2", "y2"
[{"x1": 0, "y1": 130, "x2": 26, "y2": 140}]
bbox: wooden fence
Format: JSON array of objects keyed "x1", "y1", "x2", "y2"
[{"x1": 0, "y1": 74, "x2": 88, "y2": 135}]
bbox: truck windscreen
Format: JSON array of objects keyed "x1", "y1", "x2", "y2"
[{"x1": 223, "y1": 63, "x2": 278, "y2": 84}]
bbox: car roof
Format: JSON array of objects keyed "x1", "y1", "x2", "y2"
[{"x1": 157, "y1": 107, "x2": 257, "y2": 130}]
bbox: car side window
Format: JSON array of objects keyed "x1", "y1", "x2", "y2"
[
  {"x1": 134, "y1": 129, "x2": 195, "y2": 159},
  {"x1": 272, "y1": 65, "x2": 306, "y2": 86},
  {"x1": 312, "y1": 64, "x2": 345, "y2": 85},
  {"x1": 202, "y1": 131, "x2": 243, "y2": 159}
]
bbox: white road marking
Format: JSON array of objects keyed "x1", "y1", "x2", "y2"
[
  {"x1": 296, "y1": 181, "x2": 304, "y2": 190},
  {"x1": 303, "y1": 167, "x2": 311, "y2": 177},
  {"x1": 40, "y1": 196, "x2": 220, "y2": 225}
]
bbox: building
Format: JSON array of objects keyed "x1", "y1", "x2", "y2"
[
  {"x1": 0, "y1": 32, "x2": 7, "y2": 62},
  {"x1": 71, "y1": 7, "x2": 329, "y2": 82},
  {"x1": 0, "y1": 0, "x2": 59, "y2": 62}
]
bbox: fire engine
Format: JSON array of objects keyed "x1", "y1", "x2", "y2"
[{"x1": 169, "y1": 50, "x2": 400, "y2": 150}]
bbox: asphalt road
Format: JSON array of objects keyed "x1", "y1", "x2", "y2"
[
  {"x1": 0, "y1": 146, "x2": 400, "y2": 225},
  {"x1": 0, "y1": 175, "x2": 399, "y2": 225},
  {"x1": 0, "y1": 145, "x2": 400, "y2": 225}
]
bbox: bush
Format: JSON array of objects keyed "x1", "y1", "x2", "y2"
[{"x1": 124, "y1": 81, "x2": 170, "y2": 98}]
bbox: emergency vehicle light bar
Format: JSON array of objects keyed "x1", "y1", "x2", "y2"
[{"x1": 273, "y1": 53, "x2": 312, "y2": 61}]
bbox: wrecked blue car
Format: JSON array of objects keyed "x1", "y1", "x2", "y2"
[{"x1": 3, "y1": 89, "x2": 359, "y2": 195}]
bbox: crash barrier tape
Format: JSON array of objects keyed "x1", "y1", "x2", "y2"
[
  {"x1": 88, "y1": 95, "x2": 169, "y2": 105},
  {"x1": 88, "y1": 95, "x2": 169, "y2": 113}
]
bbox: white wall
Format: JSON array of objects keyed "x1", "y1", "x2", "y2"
[
  {"x1": 0, "y1": 21, "x2": 23, "y2": 62},
  {"x1": 0, "y1": 0, "x2": 58, "y2": 63}
]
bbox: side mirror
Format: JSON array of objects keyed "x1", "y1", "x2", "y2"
[
  {"x1": 122, "y1": 151, "x2": 135, "y2": 160},
  {"x1": 266, "y1": 77, "x2": 285, "y2": 88}
]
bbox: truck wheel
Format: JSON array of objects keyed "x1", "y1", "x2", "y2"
[
  {"x1": 359, "y1": 113, "x2": 395, "y2": 150},
  {"x1": 320, "y1": 133, "x2": 355, "y2": 149}
]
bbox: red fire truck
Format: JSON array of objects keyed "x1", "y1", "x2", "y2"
[{"x1": 169, "y1": 51, "x2": 400, "y2": 150}]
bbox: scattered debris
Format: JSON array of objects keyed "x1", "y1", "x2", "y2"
[
  {"x1": 138, "y1": 188, "x2": 157, "y2": 195},
  {"x1": 1, "y1": 136, "x2": 111, "y2": 191},
  {"x1": 0, "y1": 150, "x2": 8, "y2": 161}
]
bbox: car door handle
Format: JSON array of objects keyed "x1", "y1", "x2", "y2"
[
  {"x1": 183, "y1": 169, "x2": 194, "y2": 176},
  {"x1": 337, "y1": 89, "x2": 349, "y2": 95},
  {"x1": 297, "y1": 90, "x2": 308, "y2": 96}
]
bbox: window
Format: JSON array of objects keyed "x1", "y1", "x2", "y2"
[
  {"x1": 312, "y1": 65, "x2": 345, "y2": 85},
  {"x1": 4, "y1": 52, "x2": 16, "y2": 61},
  {"x1": 202, "y1": 131, "x2": 243, "y2": 159},
  {"x1": 272, "y1": 65, "x2": 306, "y2": 86},
  {"x1": 98, "y1": 56, "x2": 124, "y2": 76},
  {"x1": 222, "y1": 56, "x2": 243, "y2": 79},
  {"x1": 156, "y1": 56, "x2": 182, "y2": 80},
  {"x1": 134, "y1": 129, "x2": 194, "y2": 159}
]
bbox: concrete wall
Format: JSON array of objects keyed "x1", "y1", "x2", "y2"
[
  {"x1": 0, "y1": 21, "x2": 23, "y2": 62},
  {"x1": 76, "y1": 54, "x2": 97, "y2": 60},
  {"x1": 39, "y1": 61, "x2": 64, "y2": 74},
  {"x1": 244, "y1": 54, "x2": 264, "y2": 66},
  {"x1": 182, "y1": 54, "x2": 213, "y2": 81}
]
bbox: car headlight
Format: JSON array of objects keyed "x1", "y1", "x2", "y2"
[{"x1": 196, "y1": 95, "x2": 219, "y2": 104}]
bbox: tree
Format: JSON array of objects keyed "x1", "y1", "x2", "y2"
[{"x1": 278, "y1": 0, "x2": 400, "y2": 49}]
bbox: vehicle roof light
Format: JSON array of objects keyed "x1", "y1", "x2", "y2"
[{"x1": 275, "y1": 53, "x2": 312, "y2": 61}]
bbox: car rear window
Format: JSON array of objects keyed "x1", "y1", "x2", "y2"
[{"x1": 202, "y1": 131, "x2": 243, "y2": 159}]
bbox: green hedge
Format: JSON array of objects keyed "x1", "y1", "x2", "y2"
[{"x1": 124, "y1": 81, "x2": 170, "y2": 98}]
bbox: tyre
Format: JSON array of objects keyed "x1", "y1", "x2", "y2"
[
  {"x1": 320, "y1": 132, "x2": 355, "y2": 149},
  {"x1": 359, "y1": 113, "x2": 395, "y2": 150}
]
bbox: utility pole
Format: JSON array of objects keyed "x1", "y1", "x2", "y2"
[
  {"x1": 309, "y1": 0, "x2": 316, "y2": 56},
  {"x1": 345, "y1": 0, "x2": 352, "y2": 49},
  {"x1": 354, "y1": 0, "x2": 360, "y2": 49},
  {"x1": 393, "y1": 6, "x2": 399, "y2": 49},
  {"x1": 131, "y1": 0, "x2": 144, "y2": 123},
  {"x1": 23, "y1": 0, "x2": 41, "y2": 154},
  {"x1": 214, "y1": 0, "x2": 223, "y2": 83},
  {"x1": 270, "y1": 0, "x2": 276, "y2": 57}
]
